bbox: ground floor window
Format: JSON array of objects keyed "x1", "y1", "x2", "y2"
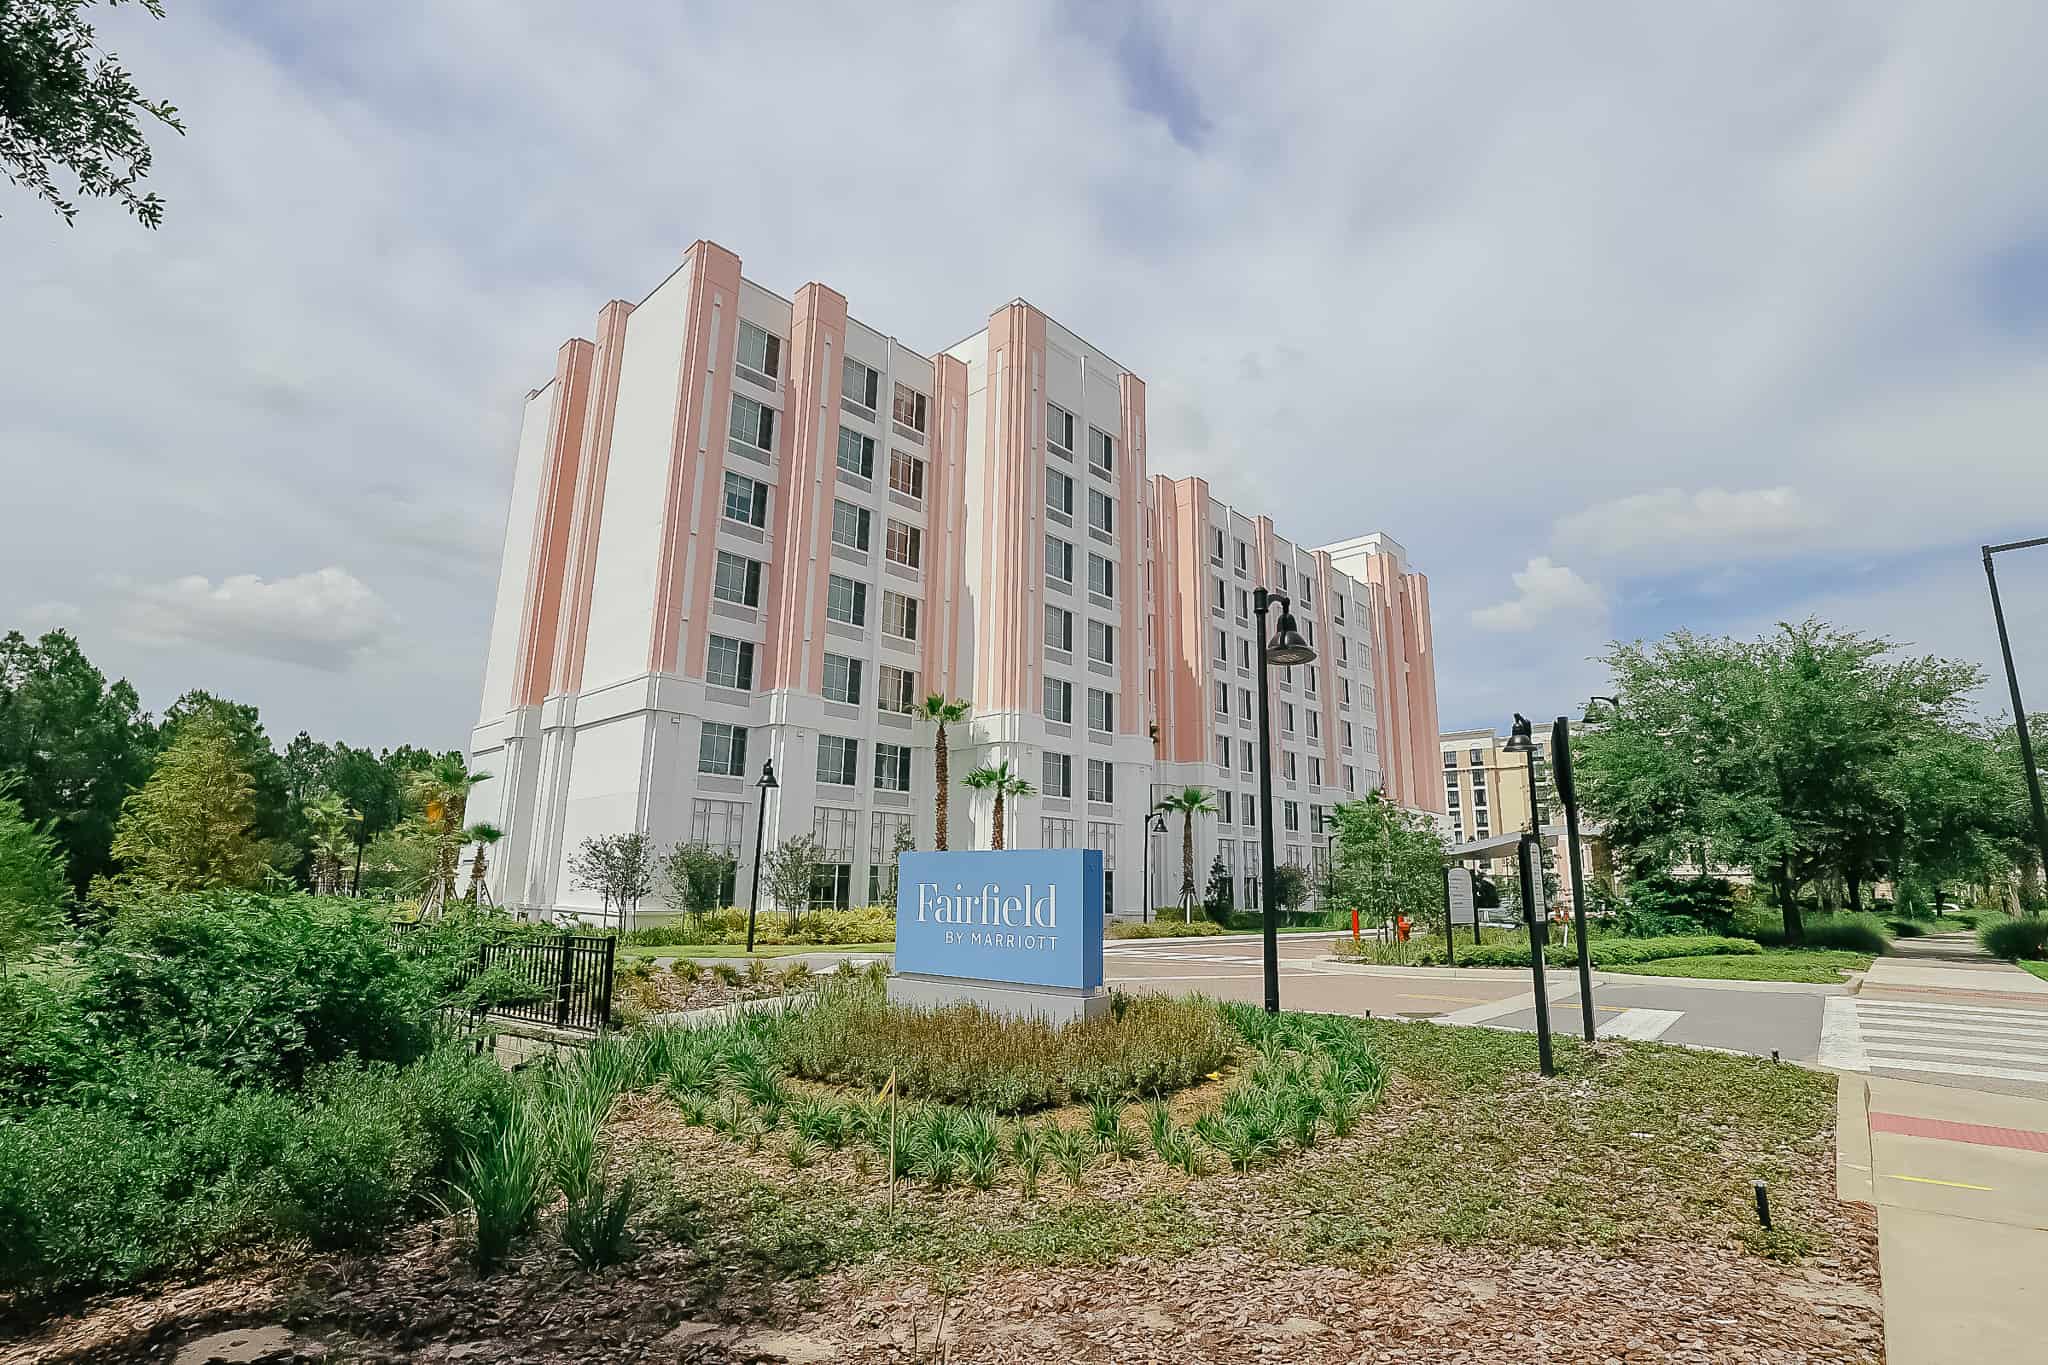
[{"x1": 810, "y1": 862, "x2": 852, "y2": 911}]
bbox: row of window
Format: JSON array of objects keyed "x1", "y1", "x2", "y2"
[
  {"x1": 1210, "y1": 731, "x2": 1359, "y2": 792},
  {"x1": 1046, "y1": 538, "x2": 1119, "y2": 598},
  {"x1": 1046, "y1": 469, "x2": 1116, "y2": 535},
  {"x1": 1204, "y1": 528, "x2": 1348, "y2": 624},
  {"x1": 698, "y1": 723, "x2": 914, "y2": 792},
  {"x1": 1208, "y1": 578, "x2": 1357, "y2": 668},
  {"x1": 1041, "y1": 679, "x2": 1118, "y2": 731},
  {"x1": 1037, "y1": 753, "x2": 1118, "y2": 803},
  {"x1": 1040, "y1": 604, "x2": 1117, "y2": 664},
  {"x1": 1045, "y1": 402, "x2": 1116, "y2": 478}
]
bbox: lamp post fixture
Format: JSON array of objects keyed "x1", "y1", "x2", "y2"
[
  {"x1": 1253, "y1": 586, "x2": 1316, "y2": 1014},
  {"x1": 1583, "y1": 694, "x2": 1620, "y2": 723},
  {"x1": 1983, "y1": 538, "x2": 2048, "y2": 897},
  {"x1": 1142, "y1": 811, "x2": 1167, "y2": 924},
  {"x1": 1503, "y1": 714, "x2": 1555, "y2": 1075},
  {"x1": 745, "y1": 761, "x2": 779, "y2": 954}
]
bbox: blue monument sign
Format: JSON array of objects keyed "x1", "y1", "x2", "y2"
[{"x1": 890, "y1": 849, "x2": 1106, "y2": 1021}]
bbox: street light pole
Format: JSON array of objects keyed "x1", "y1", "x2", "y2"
[
  {"x1": 1253, "y1": 587, "x2": 1316, "y2": 1014},
  {"x1": 1984, "y1": 539, "x2": 2048, "y2": 901},
  {"x1": 1141, "y1": 811, "x2": 1166, "y2": 925},
  {"x1": 1505, "y1": 715, "x2": 1555, "y2": 1076},
  {"x1": 745, "y1": 761, "x2": 779, "y2": 954},
  {"x1": 1552, "y1": 716, "x2": 1595, "y2": 1043}
]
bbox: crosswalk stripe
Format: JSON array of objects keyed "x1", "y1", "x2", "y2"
[
  {"x1": 1860, "y1": 1019, "x2": 2048, "y2": 1042},
  {"x1": 1855, "y1": 999, "x2": 2048, "y2": 1021},
  {"x1": 1859, "y1": 1028, "x2": 2048, "y2": 1057},
  {"x1": 1865, "y1": 1042, "x2": 2048, "y2": 1067},
  {"x1": 1596, "y1": 1008, "x2": 1683, "y2": 1041},
  {"x1": 1866, "y1": 1056, "x2": 2048, "y2": 1085}
]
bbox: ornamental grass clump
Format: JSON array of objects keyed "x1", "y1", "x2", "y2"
[{"x1": 772, "y1": 971, "x2": 1236, "y2": 1112}]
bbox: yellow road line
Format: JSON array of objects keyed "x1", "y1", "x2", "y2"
[
  {"x1": 1397, "y1": 993, "x2": 1495, "y2": 1005},
  {"x1": 1887, "y1": 1174, "x2": 1995, "y2": 1191}
]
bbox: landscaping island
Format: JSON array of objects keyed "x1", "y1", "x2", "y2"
[{"x1": 2, "y1": 895, "x2": 1882, "y2": 1364}]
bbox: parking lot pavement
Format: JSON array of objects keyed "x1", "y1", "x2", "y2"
[{"x1": 1478, "y1": 977, "x2": 1835, "y2": 1061}]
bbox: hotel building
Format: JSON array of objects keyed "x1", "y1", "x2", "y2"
[{"x1": 468, "y1": 239, "x2": 1441, "y2": 921}]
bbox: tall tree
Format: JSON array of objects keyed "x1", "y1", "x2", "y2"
[
  {"x1": 406, "y1": 754, "x2": 490, "y2": 906},
  {"x1": 963, "y1": 760, "x2": 1034, "y2": 850},
  {"x1": 658, "y1": 840, "x2": 736, "y2": 922},
  {"x1": 762, "y1": 833, "x2": 822, "y2": 925},
  {"x1": 160, "y1": 690, "x2": 289, "y2": 842},
  {"x1": 1, "y1": 0, "x2": 182, "y2": 225},
  {"x1": 1153, "y1": 787, "x2": 1216, "y2": 907},
  {"x1": 1578, "y1": 620, "x2": 1986, "y2": 940},
  {"x1": 0, "y1": 780, "x2": 71, "y2": 972},
  {"x1": 106, "y1": 720, "x2": 265, "y2": 893},
  {"x1": 0, "y1": 629, "x2": 154, "y2": 891},
  {"x1": 913, "y1": 695, "x2": 970, "y2": 851},
  {"x1": 1328, "y1": 789, "x2": 1448, "y2": 935}
]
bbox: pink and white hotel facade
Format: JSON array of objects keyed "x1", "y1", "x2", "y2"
[{"x1": 469, "y1": 240, "x2": 1441, "y2": 920}]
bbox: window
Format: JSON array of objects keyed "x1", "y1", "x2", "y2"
[
  {"x1": 1342, "y1": 721, "x2": 1354, "y2": 749},
  {"x1": 1469, "y1": 747, "x2": 1485, "y2": 768},
  {"x1": 1041, "y1": 816, "x2": 1074, "y2": 848},
  {"x1": 1088, "y1": 427, "x2": 1114, "y2": 476},
  {"x1": 1087, "y1": 619, "x2": 1115, "y2": 665},
  {"x1": 1234, "y1": 540, "x2": 1248, "y2": 573},
  {"x1": 1086, "y1": 758, "x2": 1114, "y2": 804},
  {"x1": 1215, "y1": 681, "x2": 1230, "y2": 717},
  {"x1": 713, "y1": 550, "x2": 763, "y2": 606},
  {"x1": 1047, "y1": 467, "x2": 1074, "y2": 516},
  {"x1": 1275, "y1": 562, "x2": 1290, "y2": 592},
  {"x1": 831, "y1": 499, "x2": 871, "y2": 551},
  {"x1": 1337, "y1": 636, "x2": 1349, "y2": 664},
  {"x1": 723, "y1": 471, "x2": 768, "y2": 527},
  {"x1": 1046, "y1": 402, "x2": 1076, "y2": 453},
  {"x1": 874, "y1": 742, "x2": 911, "y2": 793},
  {"x1": 1284, "y1": 801, "x2": 1301, "y2": 833},
  {"x1": 1211, "y1": 528, "x2": 1225, "y2": 562},
  {"x1": 1237, "y1": 588, "x2": 1250, "y2": 624},
  {"x1": 705, "y1": 635, "x2": 754, "y2": 690},
  {"x1": 1240, "y1": 792, "x2": 1256, "y2": 825},
  {"x1": 1239, "y1": 638, "x2": 1252, "y2": 669},
  {"x1": 1310, "y1": 757, "x2": 1324, "y2": 787},
  {"x1": 1042, "y1": 752, "x2": 1072, "y2": 798},
  {"x1": 1215, "y1": 629, "x2": 1229, "y2": 664},
  {"x1": 1046, "y1": 535, "x2": 1075, "y2": 585},
  {"x1": 698, "y1": 721, "x2": 747, "y2": 776},
  {"x1": 837, "y1": 426, "x2": 875, "y2": 479},
  {"x1": 1087, "y1": 488, "x2": 1114, "y2": 535},
  {"x1": 881, "y1": 590, "x2": 919, "y2": 641},
  {"x1": 823, "y1": 653, "x2": 862, "y2": 705},
  {"x1": 842, "y1": 356, "x2": 879, "y2": 414},
  {"x1": 1239, "y1": 688, "x2": 1252, "y2": 720},
  {"x1": 1306, "y1": 666, "x2": 1319, "y2": 697},
  {"x1": 1088, "y1": 552, "x2": 1115, "y2": 598},
  {"x1": 728, "y1": 395, "x2": 775, "y2": 459},
  {"x1": 735, "y1": 320, "x2": 781, "y2": 382},
  {"x1": 1333, "y1": 595, "x2": 1346, "y2": 625},
  {"x1": 1212, "y1": 576, "x2": 1225, "y2": 616},
  {"x1": 889, "y1": 449, "x2": 925, "y2": 499},
  {"x1": 1240, "y1": 740, "x2": 1254, "y2": 773},
  {"x1": 892, "y1": 382, "x2": 927, "y2": 436},
  {"x1": 1088, "y1": 687, "x2": 1115, "y2": 733},
  {"x1": 1045, "y1": 604, "x2": 1074, "y2": 652},
  {"x1": 817, "y1": 735, "x2": 859, "y2": 786},
  {"x1": 1217, "y1": 790, "x2": 1233, "y2": 824},
  {"x1": 1215, "y1": 733, "x2": 1230, "y2": 766},
  {"x1": 810, "y1": 862, "x2": 853, "y2": 911},
  {"x1": 1044, "y1": 677, "x2": 1073, "y2": 723},
  {"x1": 1445, "y1": 775, "x2": 1462, "y2": 811},
  {"x1": 1344, "y1": 764, "x2": 1357, "y2": 793},
  {"x1": 1283, "y1": 752, "x2": 1297, "y2": 781},
  {"x1": 885, "y1": 520, "x2": 922, "y2": 568},
  {"x1": 1282, "y1": 702, "x2": 1295, "y2": 732},
  {"x1": 1306, "y1": 711, "x2": 1319, "y2": 741},
  {"x1": 825, "y1": 575, "x2": 867, "y2": 626},
  {"x1": 878, "y1": 664, "x2": 916, "y2": 714}
]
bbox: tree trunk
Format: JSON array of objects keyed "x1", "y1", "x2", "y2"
[
  {"x1": 991, "y1": 791, "x2": 1006, "y2": 850},
  {"x1": 1776, "y1": 859, "x2": 1804, "y2": 943},
  {"x1": 1846, "y1": 868, "x2": 1863, "y2": 915},
  {"x1": 934, "y1": 722, "x2": 950, "y2": 851},
  {"x1": 1181, "y1": 814, "x2": 1196, "y2": 906}
]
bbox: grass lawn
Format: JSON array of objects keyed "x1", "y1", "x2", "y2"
[
  {"x1": 616, "y1": 941, "x2": 894, "y2": 962},
  {"x1": 1609, "y1": 949, "x2": 1875, "y2": 983},
  {"x1": 2018, "y1": 960, "x2": 2048, "y2": 984}
]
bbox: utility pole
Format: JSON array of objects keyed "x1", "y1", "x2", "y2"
[{"x1": 1983, "y1": 539, "x2": 2048, "y2": 906}]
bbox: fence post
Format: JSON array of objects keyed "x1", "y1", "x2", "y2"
[
  {"x1": 595, "y1": 936, "x2": 616, "y2": 1032},
  {"x1": 554, "y1": 933, "x2": 574, "y2": 1027}
]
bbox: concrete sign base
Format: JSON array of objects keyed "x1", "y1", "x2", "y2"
[{"x1": 886, "y1": 971, "x2": 1110, "y2": 1025}]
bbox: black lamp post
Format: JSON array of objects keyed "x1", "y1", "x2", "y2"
[
  {"x1": 745, "y1": 761, "x2": 779, "y2": 954},
  {"x1": 1503, "y1": 714, "x2": 1555, "y2": 1075},
  {"x1": 1551, "y1": 716, "x2": 1595, "y2": 1043},
  {"x1": 1253, "y1": 587, "x2": 1316, "y2": 1014},
  {"x1": 1984, "y1": 538, "x2": 2048, "y2": 900},
  {"x1": 1583, "y1": 694, "x2": 1619, "y2": 723},
  {"x1": 1142, "y1": 811, "x2": 1167, "y2": 924}
]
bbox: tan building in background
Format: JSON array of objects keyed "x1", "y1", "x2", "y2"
[{"x1": 1439, "y1": 725, "x2": 1608, "y2": 910}]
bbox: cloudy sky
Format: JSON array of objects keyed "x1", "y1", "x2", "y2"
[{"x1": 5, "y1": 1, "x2": 2047, "y2": 753}]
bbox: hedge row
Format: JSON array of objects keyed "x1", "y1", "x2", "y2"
[
  {"x1": 1380, "y1": 934, "x2": 1764, "y2": 970},
  {"x1": 1108, "y1": 920, "x2": 1227, "y2": 940}
]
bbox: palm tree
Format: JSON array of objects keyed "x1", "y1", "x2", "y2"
[
  {"x1": 913, "y1": 695, "x2": 971, "y2": 850},
  {"x1": 463, "y1": 822, "x2": 505, "y2": 902},
  {"x1": 301, "y1": 792, "x2": 359, "y2": 895},
  {"x1": 964, "y1": 760, "x2": 1036, "y2": 850},
  {"x1": 1153, "y1": 787, "x2": 1217, "y2": 909},
  {"x1": 407, "y1": 756, "x2": 492, "y2": 907}
]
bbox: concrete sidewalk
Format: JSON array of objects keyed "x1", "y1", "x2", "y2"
[{"x1": 1833, "y1": 941, "x2": 2048, "y2": 1363}]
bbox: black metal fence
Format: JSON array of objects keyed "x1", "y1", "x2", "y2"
[{"x1": 397, "y1": 925, "x2": 616, "y2": 1034}]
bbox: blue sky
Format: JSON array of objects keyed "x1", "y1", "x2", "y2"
[{"x1": 2, "y1": 0, "x2": 2046, "y2": 752}]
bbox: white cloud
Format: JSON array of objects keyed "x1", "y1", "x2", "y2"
[
  {"x1": 1471, "y1": 558, "x2": 1605, "y2": 633},
  {"x1": 22, "y1": 601, "x2": 82, "y2": 630},
  {"x1": 121, "y1": 568, "x2": 396, "y2": 672},
  {"x1": 1555, "y1": 487, "x2": 1826, "y2": 566}
]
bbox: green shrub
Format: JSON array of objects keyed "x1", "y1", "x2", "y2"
[
  {"x1": 1107, "y1": 919, "x2": 1225, "y2": 939},
  {"x1": 772, "y1": 971, "x2": 1236, "y2": 1112},
  {"x1": 1981, "y1": 917, "x2": 2048, "y2": 962},
  {"x1": 1613, "y1": 874, "x2": 1738, "y2": 937},
  {"x1": 622, "y1": 906, "x2": 896, "y2": 947},
  {"x1": 1338, "y1": 933, "x2": 1762, "y2": 969},
  {"x1": 1886, "y1": 918, "x2": 1926, "y2": 938},
  {"x1": 1796, "y1": 916, "x2": 1891, "y2": 955},
  {"x1": 455, "y1": 1098, "x2": 549, "y2": 1273},
  {"x1": 560, "y1": 1162, "x2": 638, "y2": 1270}
]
